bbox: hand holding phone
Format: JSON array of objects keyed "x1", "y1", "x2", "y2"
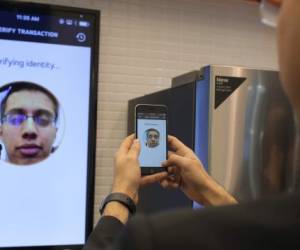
[{"x1": 135, "y1": 104, "x2": 168, "y2": 175}]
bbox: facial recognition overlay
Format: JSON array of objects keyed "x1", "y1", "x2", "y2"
[
  {"x1": 137, "y1": 113, "x2": 167, "y2": 167},
  {"x1": 0, "y1": 3, "x2": 98, "y2": 248}
]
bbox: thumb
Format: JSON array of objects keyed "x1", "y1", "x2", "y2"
[
  {"x1": 128, "y1": 139, "x2": 141, "y2": 157},
  {"x1": 140, "y1": 171, "x2": 168, "y2": 186}
]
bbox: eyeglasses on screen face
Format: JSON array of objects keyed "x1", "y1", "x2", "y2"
[
  {"x1": 1, "y1": 112, "x2": 56, "y2": 127},
  {"x1": 148, "y1": 134, "x2": 159, "y2": 140}
]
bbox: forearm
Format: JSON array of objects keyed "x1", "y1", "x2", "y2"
[{"x1": 196, "y1": 178, "x2": 238, "y2": 206}]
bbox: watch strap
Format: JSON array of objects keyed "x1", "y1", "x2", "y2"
[{"x1": 99, "y1": 192, "x2": 136, "y2": 215}]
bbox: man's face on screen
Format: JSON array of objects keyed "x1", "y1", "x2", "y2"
[
  {"x1": 0, "y1": 90, "x2": 57, "y2": 165},
  {"x1": 146, "y1": 130, "x2": 159, "y2": 148}
]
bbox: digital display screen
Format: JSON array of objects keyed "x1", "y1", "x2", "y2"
[
  {"x1": 0, "y1": 2, "x2": 99, "y2": 248},
  {"x1": 137, "y1": 112, "x2": 167, "y2": 167}
]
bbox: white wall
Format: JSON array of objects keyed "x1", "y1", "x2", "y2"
[{"x1": 20, "y1": 0, "x2": 278, "y2": 224}]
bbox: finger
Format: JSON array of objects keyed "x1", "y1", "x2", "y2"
[
  {"x1": 162, "y1": 153, "x2": 190, "y2": 170},
  {"x1": 166, "y1": 174, "x2": 177, "y2": 182},
  {"x1": 160, "y1": 179, "x2": 170, "y2": 188},
  {"x1": 161, "y1": 151, "x2": 176, "y2": 166},
  {"x1": 168, "y1": 135, "x2": 191, "y2": 155},
  {"x1": 166, "y1": 165, "x2": 180, "y2": 176},
  {"x1": 140, "y1": 171, "x2": 168, "y2": 186},
  {"x1": 168, "y1": 135, "x2": 198, "y2": 160},
  {"x1": 168, "y1": 182, "x2": 180, "y2": 188},
  {"x1": 164, "y1": 174, "x2": 180, "y2": 183},
  {"x1": 160, "y1": 178, "x2": 180, "y2": 189},
  {"x1": 128, "y1": 138, "x2": 141, "y2": 158},
  {"x1": 117, "y1": 134, "x2": 135, "y2": 155},
  {"x1": 166, "y1": 172, "x2": 181, "y2": 185},
  {"x1": 167, "y1": 151, "x2": 176, "y2": 158}
]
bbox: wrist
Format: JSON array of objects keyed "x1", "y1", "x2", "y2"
[
  {"x1": 100, "y1": 192, "x2": 137, "y2": 224},
  {"x1": 200, "y1": 178, "x2": 237, "y2": 206},
  {"x1": 112, "y1": 182, "x2": 139, "y2": 204},
  {"x1": 100, "y1": 192, "x2": 137, "y2": 214}
]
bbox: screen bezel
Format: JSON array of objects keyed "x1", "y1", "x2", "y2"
[
  {"x1": 135, "y1": 104, "x2": 168, "y2": 175},
  {"x1": 0, "y1": 1, "x2": 100, "y2": 249}
]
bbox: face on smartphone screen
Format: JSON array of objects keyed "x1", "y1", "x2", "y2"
[{"x1": 135, "y1": 104, "x2": 167, "y2": 175}]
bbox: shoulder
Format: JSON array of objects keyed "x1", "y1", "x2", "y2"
[{"x1": 121, "y1": 192, "x2": 300, "y2": 250}]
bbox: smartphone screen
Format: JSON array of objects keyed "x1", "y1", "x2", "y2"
[{"x1": 136, "y1": 105, "x2": 167, "y2": 174}]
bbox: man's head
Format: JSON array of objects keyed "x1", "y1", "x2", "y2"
[
  {"x1": 145, "y1": 128, "x2": 160, "y2": 148},
  {"x1": 0, "y1": 82, "x2": 58, "y2": 165}
]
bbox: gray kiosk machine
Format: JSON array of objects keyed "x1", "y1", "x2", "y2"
[{"x1": 127, "y1": 65, "x2": 299, "y2": 213}]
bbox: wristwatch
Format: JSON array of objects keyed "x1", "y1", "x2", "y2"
[{"x1": 99, "y1": 192, "x2": 136, "y2": 216}]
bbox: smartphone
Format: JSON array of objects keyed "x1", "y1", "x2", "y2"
[{"x1": 135, "y1": 104, "x2": 168, "y2": 175}]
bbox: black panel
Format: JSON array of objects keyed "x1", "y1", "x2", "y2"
[{"x1": 127, "y1": 83, "x2": 196, "y2": 213}]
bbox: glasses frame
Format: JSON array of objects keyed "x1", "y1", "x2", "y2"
[{"x1": 1, "y1": 112, "x2": 56, "y2": 127}]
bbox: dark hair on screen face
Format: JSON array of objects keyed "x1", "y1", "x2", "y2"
[
  {"x1": 0, "y1": 81, "x2": 59, "y2": 122},
  {"x1": 146, "y1": 128, "x2": 160, "y2": 137}
]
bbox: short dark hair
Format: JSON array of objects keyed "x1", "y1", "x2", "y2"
[
  {"x1": 0, "y1": 81, "x2": 59, "y2": 121},
  {"x1": 146, "y1": 128, "x2": 160, "y2": 138}
]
